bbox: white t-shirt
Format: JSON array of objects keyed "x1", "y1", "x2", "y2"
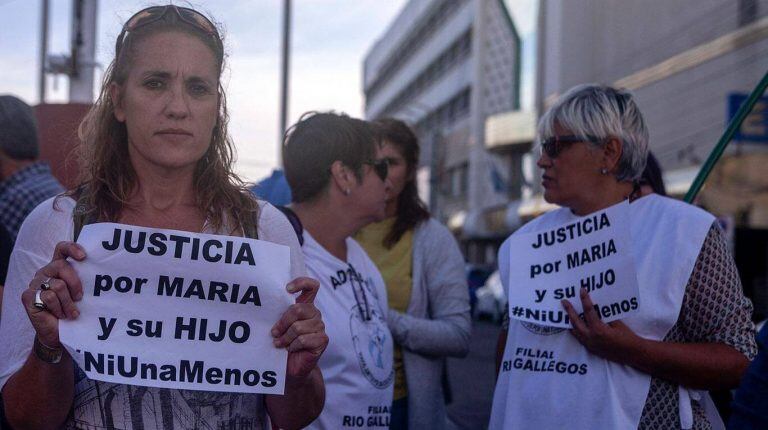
[
  {"x1": 0, "y1": 196, "x2": 306, "y2": 430},
  {"x1": 301, "y1": 230, "x2": 394, "y2": 429}
]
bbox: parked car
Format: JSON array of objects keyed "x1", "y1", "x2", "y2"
[
  {"x1": 473, "y1": 270, "x2": 506, "y2": 323},
  {"x1": 466, "y1": 264, "x2": 494, "y2": 317}
]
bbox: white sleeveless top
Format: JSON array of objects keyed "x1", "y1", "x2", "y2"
[{"x1": 489, "y1": 195, "x2": 714, "y2": 429}]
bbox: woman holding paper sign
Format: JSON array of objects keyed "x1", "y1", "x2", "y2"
[
  {"x1": 490, "y1": 84, "x2": 756, "y2": 429},
  {"x1": 0, "y1": 5, "x2": 327, "y2": 430}
]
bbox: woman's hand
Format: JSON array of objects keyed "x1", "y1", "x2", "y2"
[
  {"x1": 561, "y1": 288, "x2": 644, "y2": 364},
  {"x1": 20, "y1": 241, "x2": 86, "y2": 348},
  {"x1": 271, "y1": 277, "x2": 328, "y2": 380}
]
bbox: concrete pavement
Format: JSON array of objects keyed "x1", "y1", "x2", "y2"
[{"x1": 446, "y1": 320, "x2": 502, "y2": 430}]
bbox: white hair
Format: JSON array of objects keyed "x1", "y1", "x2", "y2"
[{"x1": 538, "y1": 84, "x2": 649, "y2": 182}]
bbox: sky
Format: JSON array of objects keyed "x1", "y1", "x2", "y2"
[
  {"x1": 0, "y1": 0, "x2": 408, "y2": 181},
  {"x1": 504, "y1": 0, "x2": 538, "y2": 110},
  {"x1": 0, "y1": 0, "x2": 537, "y2": 182}
]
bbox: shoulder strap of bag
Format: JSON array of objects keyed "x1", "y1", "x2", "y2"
[
  {"x1": 276, "y1": 205, "x2": 304, "y2": 246},
  {"x1": 241, "y1": 209, "x2": 259, "y2": 240}
]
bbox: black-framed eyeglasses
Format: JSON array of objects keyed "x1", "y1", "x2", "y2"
[
  {"x1": 116, "y1": 5, "x2": 223, "y2": 56},
  {"x1": 538, "y1": 134, "x2": 603, "y2": 158},
  {"x1": 363, "y1": 159, "x2": 389, "y2": 182}
]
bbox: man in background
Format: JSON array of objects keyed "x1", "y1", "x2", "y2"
[
  {"x1": 0, "y1": 95, "x2": 63, "y2": 284},
  {"x1": 0, "y1": 95, "x2": 63, "y2": 238},
  {"x1": 0, "y1": 225, "x2": 10, "y2": 305}
]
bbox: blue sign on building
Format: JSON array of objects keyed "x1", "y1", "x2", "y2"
[{"x1": 728, "y1": 93, "x2": 768, "y2": 143}]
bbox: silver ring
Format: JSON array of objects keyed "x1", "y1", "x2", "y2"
[
  {"x1": 40, "y1": 277, "x2": 52, "y2": 291},
  {"x1": 33, "y1": 290, "x2": 47, "y2": 311}
]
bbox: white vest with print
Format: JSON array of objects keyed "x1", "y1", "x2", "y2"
[{"x1": 489, "y1": 195, "x2": 715, "y2": 430}]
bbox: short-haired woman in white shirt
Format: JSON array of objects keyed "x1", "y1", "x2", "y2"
[{"x1": 283, "y1": 112, "x2": 395, "y2": 429}]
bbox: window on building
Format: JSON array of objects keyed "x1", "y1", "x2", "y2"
[
  {"x1": 457, "y1": 88, "x2": 471, "y2": 115},
  {"x1": 458, "y1": 163, "x2": 469, "y2": 197},
  {"x1": 440, "y1": 166, "x2": 452, "y2": 195},
  {"x1": 413, "y1": 87, "x2": 471, "y2": 139},
  {"x1": 379, "y1": 30, "x2": 473, "y2": 118},
  {"x1": 365, "y1": 0, "x2": 468, "y2": 101},
  {"x1": 507, "y1": 152, "x2": 524, "y2": 200},
  {"x1": 439, "y1": 163, "x2": 469, "y2": 198},
  {"x1": 450, "y1": 168, "x2": 462, "y2": 198}
]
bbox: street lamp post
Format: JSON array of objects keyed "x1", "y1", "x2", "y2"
[
  {"x1": 278, "y1": 0, "x2": 292, "y2": 165},
  {"x1": 39, "y1": 0, "x2": 49, "y2": 104}
]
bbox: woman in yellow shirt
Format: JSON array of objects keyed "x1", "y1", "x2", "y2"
[{"x1": 357, "y1": 119, "x2": 471, "y2": 430}]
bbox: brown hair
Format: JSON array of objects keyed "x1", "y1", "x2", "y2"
[
  {"x1": 69, "y1": 9, "x2": 258, "y2": 233},
  {"x1": 283, "y1": 111, "x2": 378, "y2": 203},
  {"x1": 372, "y1": 118, "x2": 430, "y2": 248}
]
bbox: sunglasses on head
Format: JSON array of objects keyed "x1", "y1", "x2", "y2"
[
  {"x1": 363, "y1": 159, "x2": 389, "y2": 182},
  {"x1": 116, "y1": 5, "x2": 222, "y2": 55},
  {"x1": 539, "y1": 134, "x2": 603, "y2": 158}
]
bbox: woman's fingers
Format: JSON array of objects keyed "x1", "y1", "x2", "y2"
[
  {"x1": 274, "y1": 316, "x2": 325, "y2": 348},
  {"x1": 286, "y1": 332, "x2": 329, "y2": 354},
  {"x1": 287, "y1": 277, "x2": 320, "y2": 304},
  {"x1": 561, "y1": 299, "x2": 588, "y2": 335},
  {"x1": 21, "y1": 288, "x2": 62, "y2": 347},
  {"x1": 271, "y1": 278, "x2": 322, "y2": 346},
  {"x1": 271, "y1": 303, "x2": 321, "y2": 339},
  {"x1": 40, "y1": 257, "x2": 84, "y2": 302},
  {"x1": 22, "y1": 288, "x2": 53, "y2": 316},
  {"x1": 579, "y1": 288, "x2": 601, "y2": 326},
  {"x1": 21, "y1": 241, "x2": 86, "y2": 348},
  {"x1": 32, "y1": 260, "x2": 83, "y2": 319},
  {"x1": 25, "y1": 275, "x2": 80, "y2": 319},
  {"x1": 48, "y1": 277, "x2": 80, "y2": 319},
  {"x1": 41, "y1": 289, "x2": 65, "y2": 319},
  {"x1": 52, "y1": 241, "x2": 86, "y2": 261}
]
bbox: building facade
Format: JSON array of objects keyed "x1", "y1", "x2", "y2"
[
  {"x1": 363, "y1": 0, "x2": 523, "y2": 264},
  {"x1": 532, "y1": 0, "x2": 768, "y2": 183},
  {"x1": 488, "y1": 0, "x2": 768, "y2": 313}
]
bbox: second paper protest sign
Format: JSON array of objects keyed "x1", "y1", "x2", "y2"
[{"x1": 506, "y1": 201, "x2": 640, "y2": 328}]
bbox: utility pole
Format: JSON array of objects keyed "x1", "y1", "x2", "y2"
[
  {"x1": 40, "y1": 0, "x2": 98, "y2": 104},
  {"x1": 468, "y1": 0, "x2": 488, "y2": 211},
  {"x1": 278, "y1": 0, "x2": 292, "y2": 165},
  {"x1": 39, "y1": 0, "x2": 49, "y2": 104},
  {"x1": 68, "y1": 0, "x2": 98, "y2": 103}
]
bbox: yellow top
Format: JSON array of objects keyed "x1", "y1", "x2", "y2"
[{"x1": 356, "y1": 217, "x2": 413, "y2": 400}]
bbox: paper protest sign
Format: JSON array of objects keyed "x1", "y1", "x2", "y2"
[
  {"x1": 506, "y1": 201, "x2": 640, "y2": 328},
  {"x1": 59, "y1": 223, "x2": 293, "y2": 394}
]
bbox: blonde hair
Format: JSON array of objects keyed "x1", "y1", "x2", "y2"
[{"x1": 71, "y1": 13, "x2": 258, "y2": 233}]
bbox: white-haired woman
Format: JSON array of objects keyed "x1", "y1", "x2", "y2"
[{"x1": 490, "y1": 84, "x2": 756, "y2": 429}]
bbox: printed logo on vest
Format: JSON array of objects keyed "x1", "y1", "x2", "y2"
[
  {"x1": 350, "y1": 305, "x2": 394, "y2": 389},
  {"x1": 521, "y1": 321, "x2": 566, "y2": 336}
]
